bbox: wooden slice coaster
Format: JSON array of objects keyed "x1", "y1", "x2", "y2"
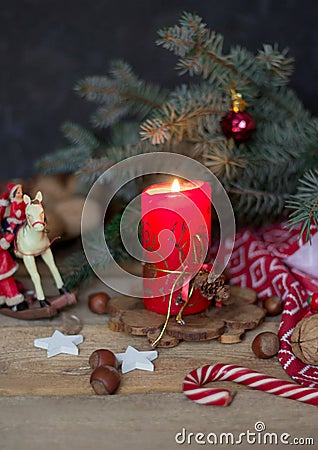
[
  {"x1": 106, "y1": 296, "x2": 144, "y2": 316},
  {"x1": 106, "y1": 286, "x2": 265, "y2": 346},
  {"x1": 166, "y1": 316, "x2": 225, "y2": 341},
  {"x1": 121, "y1": 310, "x2": 166, "y2": 336},
  {"x1": 228, "y1": 285, "x2": 258, "y2": 305},
  {"x1": 108, "y1": 315, "x2": 125, "y2": 332},
  {"x1": 207, "y1": 303, "x2": 266, "y2": 330},
  {"x1": 147, "y1": 329, "x2": 180, "y2": 348},
  {"x1": 219, "y1": 328, "x2": 246, "y2": 344}
]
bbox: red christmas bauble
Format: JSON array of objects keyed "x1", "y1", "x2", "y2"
[
  {"x1": 221, "y1": 110, "x2": 256, "y2": 142},
  {"x1": 308, "y1": 293, "x2": 318, "y2": 311}
]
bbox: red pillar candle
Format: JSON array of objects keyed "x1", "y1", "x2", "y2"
[{"x1": 142, "y1": 179, "x2": 211, "y2": 316}]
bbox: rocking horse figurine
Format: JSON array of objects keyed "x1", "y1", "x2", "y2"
[{"x1": 0, "y1": 191, "x2": 77, "y2": 320}]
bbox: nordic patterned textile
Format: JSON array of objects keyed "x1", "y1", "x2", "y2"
[{"x1": 228, "y1": 223, "x2": 318, "y2": 387}]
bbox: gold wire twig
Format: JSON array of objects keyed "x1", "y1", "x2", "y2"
[
  {"x1": 175, "y1": 282, "x2": 195, "y2": 325},
  {"x1": 148, "y1": 233, "x2": 208, "y2": 346},
  {"x1": 151, "y1": 271, "x2": 185, "y2": 347}
]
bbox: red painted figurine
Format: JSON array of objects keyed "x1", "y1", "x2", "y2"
[
  {"x1": 0, "y1": 190, "x2": 28, "y2": 311},
  {"x1": 4, "y1": 183, "x2": 26, "y2": 234}
]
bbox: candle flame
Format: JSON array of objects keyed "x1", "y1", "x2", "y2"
[{"x1": 171, "y1": 179, "x2": 180, "y2": 192}]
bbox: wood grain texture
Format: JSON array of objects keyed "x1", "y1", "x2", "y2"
[
  {"x1": 1, "y1": 393, "x2": 316, "y2": 450},
  {"x1": 0, "y1": 322, "x2": 290, "y2": 397},
  {"x1": 0, "y1": 274, "x2": 317, "y2": 450}
]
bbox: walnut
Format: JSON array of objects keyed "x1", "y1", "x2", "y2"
[{"x1": 290, "y1": 315, "x2": 318, "y2": 365}]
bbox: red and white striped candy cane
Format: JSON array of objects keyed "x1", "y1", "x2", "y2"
[{"x1": 183, "y1": 363, "x2": 318, "y2": 406}]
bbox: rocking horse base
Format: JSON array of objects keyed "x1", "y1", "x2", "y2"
[
  {"x1": 0, "y1": 292, "x2": 77, "y2": 320},
  {"x1": 49, "y1": 292, "x2": 77, "y2": 310},
  {"x1": 0, "y1": 304, "x2": 57, "y2": 320}
]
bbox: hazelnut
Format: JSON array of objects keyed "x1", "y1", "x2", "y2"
[
  {"x1": 252, "y1": 332, "x2": 279, "y2": 359},
  {"x1": 263, "y1": 296, "x2": 283, "y2": 316},
  {"x1": 88, "y1": 292, "x2": 110, "y2": 314},
  {"x1": 90, "y1": 365, "x2": 121, "y2": 395},
  {"x1": 89, "y1": 349, "x2": 118, "y2": 370}
]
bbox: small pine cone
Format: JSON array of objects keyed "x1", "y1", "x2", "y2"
[
  {"x1": 216, "y1": 284, "x2": 231, "y2": 305},
  {"x1": 194, "y1": 271, "x2": 230, "y2": 305},
  {"x1": 200, "y1": 278, "x2": 219, "y2": 300}
]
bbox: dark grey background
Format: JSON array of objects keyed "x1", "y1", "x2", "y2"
[{"x1": 1, "y1": 0, "x2": 318, "y2": 179}]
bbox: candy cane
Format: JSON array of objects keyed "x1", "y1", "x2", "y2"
[{"x1": 183, "y1": 363, "x2": 318, "y2": 406}]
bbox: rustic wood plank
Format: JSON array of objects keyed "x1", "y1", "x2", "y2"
[
  {"x1": 0, "y1": 393, "x2": 316, "y2": 450},
  {"x1": 0, "y1": 271, "x2": 316, "y2": 449},
  {"x1": 0, "y1": 322, "x2": 290, "y2": 397}
]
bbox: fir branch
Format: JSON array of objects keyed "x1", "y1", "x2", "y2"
[
  {"x1": 92, "y1": 104, "x2": 131, "y2": 128},
  {"x1": 140, "y1": 118, "x2": 172, "y2": 144},
  {"x1": 250, "y1": 86, "x2": 307, "y2": 124},
  {"x1": 61, "y1": 122, "x2": 99, "y2": 149},
  {"x1": 225, "y1": 160, "x2": 295, "y2": 224},
  {"x1": 247, "y1": 119, "x2": 309, "y2": 164},
  {"x1": 151, "y1": 13, "x2": 303, "y2": 147},
  {"x1": 197, "y1": 138, "x2": 247, "y2": 180},
  {"x1": 241, "y1": 161, "x2": 303, "y2": 197},
  {"x1": 257, "y1": 44, "x2": 294, "y2": 86},
  {"x1": 76, "y1": 155, "x2": 111, "y2": 185},
  {"x1": 109, "y1": 60, "x2": 166, "y2": 110},
  {"x1": 36, "y1": 11, "x2": 318, "y2": 245},
  {"x1": 75, "y1": 60, "x2": 168, "y2": 128},
  {"x1": 61, "y1": 250, "x2": 93, "y2": 291},
  {"x1": 110, "y1": 121, "x2": 140, "y2": 147},
  {"x1": 61, "y1": 214, "x2": 128, "y2": 290},
  {"x1": 104, "y1": 213, "x2": 129, "y2": 261},
  {"x1": 157, "y1": 12, "x2": 224, "y2": 70},
  {"x1": 157, "y1": 12, "x2": 296, "y2": 116},
  {"x1": 37, "y1": 123, "x2": 100, "y2": 174},
  {"x1": 36, "y1": 146, "x2": 91, "y2": 174},
  {"x1": 140, "y1": 83, "x2": 227, "y2": 143},
  {"x1": 229, "y1": 184, "x2": 288, "y2": 225},
  {"x1": 77, "y1": 141, "x2": 170, "y2": 185},
  {"x1": 286, "y1": 170, "x2": 318, "y2": 240},
  {"x1": 109, "y1": 59, "x2": 141, "y2": 86}
]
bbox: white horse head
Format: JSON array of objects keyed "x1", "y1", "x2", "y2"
[{"x1": 23, "y1": 191, "x2": 46, "y2": 232}]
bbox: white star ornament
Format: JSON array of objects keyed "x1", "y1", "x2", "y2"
[
  {"x1": 115, "y1": 345, "x2": 158, "y2": 374},
  {"x1": 34, "y1": 330, "x2": 83, "y2": 358}
]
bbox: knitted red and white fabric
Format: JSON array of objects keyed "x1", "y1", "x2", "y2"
[{"x1": 228, "y1": 222, "x2": 318, "y2": 388}]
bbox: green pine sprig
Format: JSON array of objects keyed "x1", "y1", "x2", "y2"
[
  {"x1": 286, "y1": 170, "x2": 318, "y2": 241},
  {"x1": 75, "y1": 60, "x2": 168, "y2": 128},
  {"x1": 61, "y1": 214, "x2": 128, "y2": 290},
  {"x1": 157, "y1": 13, "x2": 294, "y2": 96},
  {"x1": 36, "y1": 122, "x2": 100, "y2": 174}
]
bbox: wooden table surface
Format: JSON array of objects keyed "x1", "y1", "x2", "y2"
[{"x1": 0, "y1": 263, "x2": 317, "y2": 450}]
